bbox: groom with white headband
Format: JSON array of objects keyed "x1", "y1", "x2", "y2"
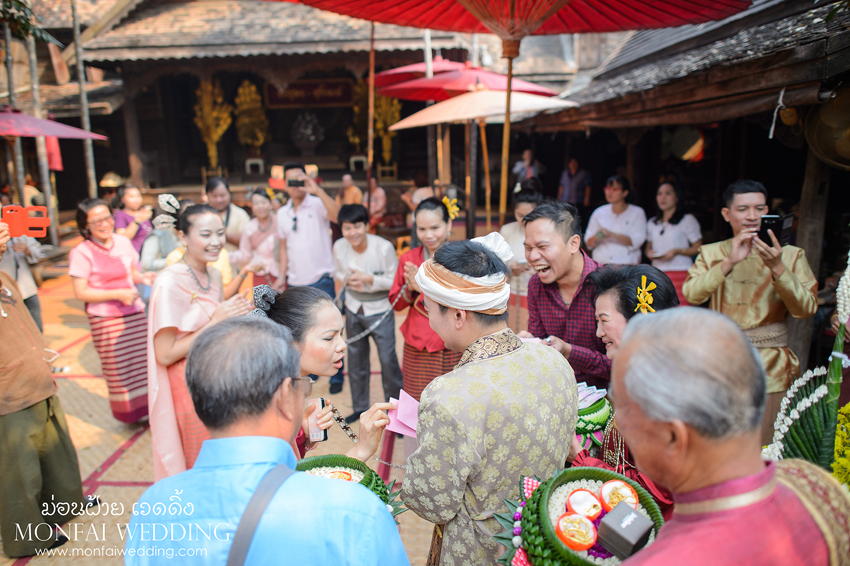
[{"x1": 401, "y1": 233, "x2": 578, "y2": 566}]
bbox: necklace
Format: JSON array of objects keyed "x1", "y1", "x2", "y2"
[
  {"x1": 601, "y1": 412, "x2": 635, "y2": 473},
  {"x1": 257, "y1": 216, "x2": 273, "y2": 233},
  {"x1": 181, "y1": 257, "x2": 211, "y2": 294}
]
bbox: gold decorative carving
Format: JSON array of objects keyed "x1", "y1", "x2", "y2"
[
  {"x1": 193, "y1": 78, "x2": 233, "y2": 168},
  {"x1": 234, "y1": 80, "x2": 269, "y2": 155}
]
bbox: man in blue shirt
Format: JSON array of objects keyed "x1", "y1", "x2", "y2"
[{"x1": 125, "y1": 317, "x2": 409, "y2": 566}]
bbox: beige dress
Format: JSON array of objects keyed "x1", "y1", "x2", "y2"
[{"x1": 402, "y1": 328, "x2": 578, "y2": 566}]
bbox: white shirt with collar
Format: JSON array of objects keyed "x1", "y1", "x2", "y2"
[
  {"x1": 333, "y1": 234, "x2": 398, "y2": 316},
  {"x1": 276, "y1": 194, "x2": 334, "y2": 286},
  {"x1": 585, "y1": 203, "x2": 647, "y2": 265}
]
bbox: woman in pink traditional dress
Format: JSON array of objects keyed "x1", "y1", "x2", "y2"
[
  {"x1": 70, "y1": 198, "x2": 155, "y2": 423},
  {"x1": 238, "y1": 188, "x2": 278, "y2": 288},
  {"x1": 569, "y1": 264, "x2": 679, "y2": 519},
  {"x1": 147, "y1": 202, "x2": 252, "y2": 480}
]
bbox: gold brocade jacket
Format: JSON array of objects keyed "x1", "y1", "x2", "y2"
[
  {"x1": 401, "y1": 328, "x2": 578, "y2": 566},
  {"x1": 682, "y1": 240, "x2": 817, "y2": 392}
]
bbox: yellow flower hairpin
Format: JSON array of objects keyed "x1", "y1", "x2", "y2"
[
  {"x1": 265, "y1": 187, "x2": 276, "y2": 201},
  {"x1": 635, "y1": 275, "x2": 657, "y2": 314},
  {"x1": 442, "y1": 196, "x2": 460, "y2": 220}
]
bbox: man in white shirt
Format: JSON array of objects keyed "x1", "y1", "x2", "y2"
[
  {"x1": 273, "y1": 162, "x2": 344, "y2": 392},
  {"x1": 333, "y1": 205, "x2": 402, "y2": 423},
  {"x1": 585, "y1": 175, "x2": 646, "y2": 265}
]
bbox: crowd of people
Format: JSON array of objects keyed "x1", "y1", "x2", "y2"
[{"x1": 0, "y1": 164, "x2": 848, "y2": 565}]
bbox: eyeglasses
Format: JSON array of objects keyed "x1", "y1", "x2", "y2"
[
  {"x1": 292, "y1": 376, "x2": 315, "y2": 396},
  {"x1": 88, "y1": 216, "x2": 114, "y2": 227},
  {"x1": 292, "y1": 216, "x2": 297, "y2": 232}
]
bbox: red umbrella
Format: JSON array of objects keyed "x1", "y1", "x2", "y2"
[
  {"x1": 298, "y1": 0, "x2": 751, "y2": 225},
  {"x1": 375, "y1": 55, "x2": 466, "y2": 87},
  {"x1": 298, "y1": 0, "x2": 750, "y2": 35},
  {"x1": 45, "y1": 136, "x2": 63, "y2": 171},
  {"x1": 0, "y1": 106, "x2": 107, "y2": 140},
  {"x1": 378, "y1": 65, "x2": 555, "y2": 101}
]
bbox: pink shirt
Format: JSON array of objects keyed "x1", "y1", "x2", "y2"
[
  {"x1": 275, "y1": 194, "x2": 333, "y2": 286},
  {"x1": 238, "y1": 217, "x2": 279, "y2": 279},
  {"x1": 69, "y1": 234, "x2": 144, "y2": 317}
]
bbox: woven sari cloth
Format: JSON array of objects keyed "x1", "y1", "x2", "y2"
[
  {"x1": 88, "y1": 311, "x2": 149, "y2": 423},
  {"x1": 401, "y1": 342, "x2": 461, "y2": 402}
]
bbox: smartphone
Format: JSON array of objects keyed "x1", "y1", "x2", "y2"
[
  {"x1": 305, "y1": 164, "x2": 318, "y2": 179},
  {"x1": 287, "y1": 179, "x2": 305, "y2": 187},
  {"x1": 758, "y1": 214, "x2": 793, "y2": 246},
  {"x1": 307, "y1": 398, "x2": 328, "y2": 442}
]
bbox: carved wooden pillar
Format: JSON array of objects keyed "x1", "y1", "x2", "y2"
[{"x1": 122, "y1": 81, "x2": 147, "y2": 189}]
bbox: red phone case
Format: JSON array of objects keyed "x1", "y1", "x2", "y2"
[{"x1": 1, "y1": 205, "x2": 50, "y2": 238}]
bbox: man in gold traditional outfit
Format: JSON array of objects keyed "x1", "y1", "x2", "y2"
[
  {"x1": 402, "y1": 233, "x2": 578, "y2": 566},
  {"x1": 683, "y1": 180, "x2": 816, "y2": 443}
]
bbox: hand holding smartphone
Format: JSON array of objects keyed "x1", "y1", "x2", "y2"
[
  {"x1": 758, "y1": 214, "x2": 793, "y2": 247},
  {"x1": 307, "y1": 398, "x2": 328, "y2": 442}
]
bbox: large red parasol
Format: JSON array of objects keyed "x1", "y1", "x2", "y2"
[
  {"x1": 297, "y1": 0, "x2": 751, "y2": 36},
  {"x1": 375, "y1": 55, "x2": 466, "y2": 87},
  {"x1": 378, "y1": 65, "x2": 555, "y2": 101},
  {"x1": 299, "y1": 0, "x2": 751, "y2": 225},
  {"x1": 0, "y1": 106, "x2": 107, "y2": 140}
]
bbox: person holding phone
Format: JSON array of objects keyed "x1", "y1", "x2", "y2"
[
  {"x1": 70, "y1": 198, "x2": 156, "y2": 423},
  {"x1": 645, "y1": 181, "x2": 702, "y2": 305},
  {"x1": 683, "y1": 180, "x2": 817, "y2": 444},
  {"x1": 272, "y1": 162, "x2": 344, "y2": 392}
]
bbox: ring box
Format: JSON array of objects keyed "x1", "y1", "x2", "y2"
[{"x1": 597, "y1": 501, "x2": 654, "y2": 560}]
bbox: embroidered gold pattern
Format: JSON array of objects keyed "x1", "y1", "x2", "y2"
[{"x1": 456, "y1": 328, "x2": 523, "y2": 368}]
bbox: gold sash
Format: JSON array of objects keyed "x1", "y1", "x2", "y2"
[{"x1": 775, "y1": 459, "x2": 850, "y2": 566}]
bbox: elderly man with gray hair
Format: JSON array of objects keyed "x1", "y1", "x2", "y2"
[
  {"x1": 126, "y1": 317, "x2": 408, "y2": 566},
  {"x1": 612, "y1": 308, "x2": 849, "y2": 566}
]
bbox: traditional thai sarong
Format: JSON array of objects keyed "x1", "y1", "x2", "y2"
[
  {"x1": 664, "y1": 270, "x2": 690, "y2": 306},
  {"x1": 402, "y1": 328, "x2": 578, "y2": 566},
  {"x1": 148, "y1": 265, "x2": 221, "y2": 480},
  {"x1": 401, "y1": 342, "x2": 461, "y2": 402},
  {"x1": 88, "y1": 311, "x2": 149, "y2": 423}
]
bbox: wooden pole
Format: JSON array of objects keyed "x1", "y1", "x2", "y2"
[
  {"x1": 436, "y1": 123, "x2": 443, "y2": 186},
  {"x1": 464, "y1": 120, "x2": 472, "y2": 238},
  {"x1": 787, "y1": 147, "x2": 832, "y2": 371},
  {"x1": 479, "y1": 119, "x2": 491, "y2": 232},
  {"x1": 72, "y1": 0, "x2": 97, "y2": 198},
  {"x1": 122, "y1": 82, "x2": 146, "y2": 189},
  {"x1": 26, "y1": 34, "x2": 58, "y2": 247},
  {"x1": 424, "y1": 30, "x2": 437, "y2": 185},
  {"x1": 498, "y1": 56, "x2": 513, "y2": 227},
  {"x1": 440, "y1": 123, "x2": 451, "y2": 185},
  {"x1": 366, "y1": 23, "x2": 375, "y2": 188},
  {"x1": 4, "y1": 23, "x2": 24, "y2": 205},
  {"x1": 470, "y1": 116, "x2": 478, "y2": 236}
]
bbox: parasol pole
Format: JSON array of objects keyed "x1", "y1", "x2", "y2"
[
  {"x1": 464, "y1": 120, "x2": 472, "y2": 238},
  {"x1": 4, "y1": 23, "x2": 25, "y2": 206},
  {"x1": 366, "y1": 22, "x2": 375, "y2": 191},
  {"x1": 72, "y1": 0, "x2": 97, "y2": 198},
  {"x1": 496, "y1": 0, "x2": 518, "y2": 227},
  {"x1": 26, "y1": 34, "x2": 58, "y2": 247},
  {"x1": 424, "y1": 29, "x2": 437, "y2": 185},
  {"x1": 479, "y1": 119, "x2": 491, "y2": 231}
]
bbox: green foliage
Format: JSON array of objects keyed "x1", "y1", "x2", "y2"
[{"x1": 0, "y1": 0, "x2": 62, "y2": 47}]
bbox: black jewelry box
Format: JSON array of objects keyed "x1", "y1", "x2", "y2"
[{"x1": 597, "y1": 502, "x2": 654, "y2": 560}]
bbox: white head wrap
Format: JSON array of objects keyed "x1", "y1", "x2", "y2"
[{"x1": 414, "y1": 232, "x2": 514, "y2": 314}]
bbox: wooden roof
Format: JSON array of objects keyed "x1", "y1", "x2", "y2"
[{"x1": 529, "y1": 2, "x2": 850, "y2": 131}]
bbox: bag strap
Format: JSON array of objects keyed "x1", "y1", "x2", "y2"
[{"x1": 226, "y1": 463, "x2": 295, "y2": 566}]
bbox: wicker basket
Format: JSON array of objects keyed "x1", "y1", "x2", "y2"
[{"x1": 521, "y1": 468, "x2": 664, "y2": 566}]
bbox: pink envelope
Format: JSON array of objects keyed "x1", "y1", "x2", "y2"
[
  {"x1": 387, "y1": 396, "x2": 417, "y2": 438},
  {"x1": 397, "y1": 390, "x2": 419, "y2": 431}
]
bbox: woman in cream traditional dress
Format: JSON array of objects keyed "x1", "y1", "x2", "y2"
[{"x1": 147, "y1": 200, "x2": 252, "y2": 480}]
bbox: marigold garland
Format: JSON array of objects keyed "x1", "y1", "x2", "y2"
[{"x1": 834, "y1": 403, "x2": 850, "y2": 485}]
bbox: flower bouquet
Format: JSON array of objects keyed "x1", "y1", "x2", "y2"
[
  {"x1": 494, "y1": 468, "x2": 664, "y2": 566},
  {"x1": 296, "y1": 455, "x2": 406, "y2": 521}
]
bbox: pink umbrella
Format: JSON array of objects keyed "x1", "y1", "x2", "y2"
[
  {"x1": 374, "y1": 55, "x2": 467, "y2": 87},
  {"x1": 378, "y1": 66, "x2": 555, "y2": 101},
  {"x1": 0, "y1": 106, "x2": 106, "y2": 140}
]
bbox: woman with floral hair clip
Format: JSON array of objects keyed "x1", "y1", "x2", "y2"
[
  {"x1": 570, "y1": 264, "x2": 679, "y2": 519},
  {"x1": 147, "y1": 198, "x2": 253, "y2": 480}
]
